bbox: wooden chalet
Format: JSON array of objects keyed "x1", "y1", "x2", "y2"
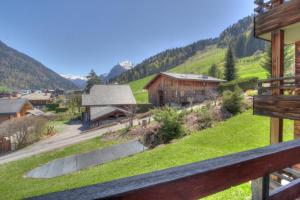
[
  {"x1": 81, "y1": 85, "x2": 136, "y2": 127},
  {"x1": 30, "y1": 1, "x2": 300, "y2": 199},
  {"x1": 0, "y1": 99, "x2": 33, "y2": 124},
  {"x1": 22, "y1": 92, "x2": 52, "y2": 108},
  {"x1": 144, "y1": 72, "x2": 224, "y2": 106}
]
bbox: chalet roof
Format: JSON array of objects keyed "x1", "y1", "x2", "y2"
[
  {"x1": 0, "y1": 99, "x2": 32, "y2": 115},
  {"x1": 90, "y1": 106, "x2": 130, "y2": 121},
  {"x1": 22, "y1": 92, "x2": 52, "y2": 101},
  {"x1": 144, "y1": 72, "x2": 225, "y2": 89},
  {"x1": 82, "y1": 85, "x2": 136, "y2": 106}
]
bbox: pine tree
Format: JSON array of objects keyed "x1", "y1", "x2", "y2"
[
  {"x1": 85, "y1": 69, "x2": 101, "y2": 92},
  {"x1": 208, "y1": 64, "x2": 220, "y2": 78},
  {"x1": 224, "y1": 47, "x2": 236, "y2": 81},
  {"x1": 260, "y1": 45, "x2": 272, "y2": 77}
]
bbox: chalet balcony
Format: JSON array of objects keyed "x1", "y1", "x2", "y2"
[
  {"x1": 254, "y1": 0, "x2": 300, "y2": 43},
  {"x1": 253, "y1": 76, "x2": 300, "y2": 120},
  {"x1": 28, "y1": 139, "x2": 300, "y2": 200}
]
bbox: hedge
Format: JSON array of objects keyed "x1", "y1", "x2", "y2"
[
  {"x1": 55, "y1": 107, "x2": 68, "y2": 113},
  {"x1": 219, "y1": 77, "x2": 258, "y2": 92},
  {"x1": 46, "y1": 103, "x2": 59, "y2": 111}
]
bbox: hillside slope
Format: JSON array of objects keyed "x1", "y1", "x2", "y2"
[
  {"x1": 0, "y1": 41, "x2": 78, "y2": 90},
  {"x1": 114, "y1": 16, "x2": 266, "y2": 84}
]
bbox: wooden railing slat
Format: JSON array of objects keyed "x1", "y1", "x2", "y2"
[{"x1": 269, "y1": 178, "x2": 300, "y2": 200}]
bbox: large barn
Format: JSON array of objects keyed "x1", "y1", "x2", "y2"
[{"x1": 144, "y1": 72, "x2": 224, "y2": 106}]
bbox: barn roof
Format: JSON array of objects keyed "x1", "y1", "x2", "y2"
[
  {"x1": 144, "y1": 72, "x2": 225, "y2": 89},
  {"x1": 90, "y1": 106, "x2": 130, "y2": 121},
  {"x1": 82, "y1": 85, "x2": 136, "y2": 106},
  {"x1": 0, "y1": 98, "x2": 32, "y2": 115}
]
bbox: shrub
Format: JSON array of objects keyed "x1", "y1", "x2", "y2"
[
  {"x1": 54, "y1": 112, "x2": 81, "y2": 121},
  {"x1": 195, "y1": 105, "x2": 214, "y2": 130},
  {"x1": 222, "y1": 86, "x2": 244, "y2": 115},
  {"x1": 55, "y1": 107, "x2": 68, "y2": 113},
  {"x1": 152, "y1": 107, "x2": 185, "y2": 144},
  {"x1": 219, "y1": 77, "x2": 258, "y2": 92},
  {"x1": 46, "y1": 103, "x2": 59, "y2": 111},
  {"x1": 0, "y1": 116, "x2": 48, "y2": 149},
  {"x1": 245, "y1": 89, "x2": 258, "y2": 97}
]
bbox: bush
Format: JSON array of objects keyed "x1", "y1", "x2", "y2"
[
  {"x1": 0, "y1": 116, "x2": 48, "y2": 149},
  {"x1": 152, "y1": 107, "x2": 185, "y2": 144},
  {"x1": 54, "y1": 112, "x2": 81, "y2": 121},
  {"x1": 46, "y1": 103, "x2": 59, "y2": 111},
  {"x1": 222, "y1": 86, "x2": 244, "y2": 115},
  {"x1": 219, "y1": 77, "x2": 258, "y2": 92},
  {"x1": 245, "y1": 89, "x2": 258, "y2": 97},
  {"x1": 55, "y1": 107, "x2": 68, "y2": 113},
  {"x1": 195, "y1": 105, "x2": 214, "y2": 130}
]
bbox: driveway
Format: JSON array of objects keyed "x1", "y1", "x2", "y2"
[{"x1": 0, "y1": 118, "x2": 150, "y2": 165}]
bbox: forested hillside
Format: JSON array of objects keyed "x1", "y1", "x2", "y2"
[
  {"x1": 0, "y1": 41, "x2": 78, "y2": 90},
  {"x1": 113, "y1": 16, "x2": 266, "y2": 83},
  {"x1": 112, "y1": 38, "x2": 218, "y2": 83}
]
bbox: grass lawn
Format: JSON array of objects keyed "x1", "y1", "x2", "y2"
[
  {"x1": 47, "y1": 120, "x2": 69, "y2": 133},
  {"x1": 129, "y1": 75, "x2": 154, "y2": 104},
  {"x1": 0, "y1": 110, "x2": 294, "y2": 199},
  {"x1": 170, "y1": 46, "x2": 226, "y2": 75}
]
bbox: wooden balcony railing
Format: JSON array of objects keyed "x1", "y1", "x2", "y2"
[
  {"x1": 29, "y1": 139, "x2": 300, "y2": 200},
  {"x1": 254, "y1": 76, "x2": 300, "y2": 120},
  {"x1": 257, "y1": 76, "x2": 300, "y2": 95}
]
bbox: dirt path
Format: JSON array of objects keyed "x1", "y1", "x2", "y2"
[{"x1": 0, "y1": 118, "x2": 150, "y2": 165}]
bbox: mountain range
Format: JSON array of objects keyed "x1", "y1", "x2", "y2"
[
  {"x1": 0, "y1": 41, "x2": 78, "y2": 90},
  {"x1": 61, "y1": 61, "x2": 133, "y2": 89},
  {"x1": 60, "y1": 74, "x2": 87, "y2": 89},
  {"x1": 103, "y1": 60, "x2": 133, "y2": 82}
]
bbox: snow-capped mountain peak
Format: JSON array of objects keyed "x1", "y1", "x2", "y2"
[
  {"x1": 119, "y1": 60, "x2": 133, "y2": 70},
  {"x1": 60, "y1": 74, "x2": 87, "y2": 81},
  {"x1": 60, "y1": 74, "x2": 87, "y2": 89}
]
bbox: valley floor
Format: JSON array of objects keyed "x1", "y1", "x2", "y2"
[{"x1": 0, "y1": 111, "x2": 294, "y2": 199}]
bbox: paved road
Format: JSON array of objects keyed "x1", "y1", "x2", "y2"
[{"x1": 0, "y1": 118, "x2": 150, "y2": 165}]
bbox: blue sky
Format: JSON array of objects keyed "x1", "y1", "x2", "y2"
[{"x1": 0, "y1": 0, "x2": 254, "y2": 76}]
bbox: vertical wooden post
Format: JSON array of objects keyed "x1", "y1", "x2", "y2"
[
  {"x1": 270, "y1": 30, "x2": 284, "y2": 145},
  {"x1": 252, "y1": 2, "x2": 283, "y2": 199},
  {"x1": 294, "y1": 41, "x2": 300, "y2": 140}
]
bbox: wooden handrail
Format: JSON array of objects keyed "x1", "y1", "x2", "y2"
[
  {"x1": 258, "y1": 76, "x2": 300, "y2": 84},
  {"x1": 28, "y1": 139, "x2": 300, "y2": 200}
]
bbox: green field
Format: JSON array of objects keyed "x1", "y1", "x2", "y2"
[
  {"x1": 0, "y1": 111, "x2": 293, "y2": 199},
  {"x1": 130, "y1": 46, "x2": 268, "y2": 103},
  {"x1": 129, "y1": 75, "x2": 154, "y2": 104},
  {"x1": 170, "y1": 46, "x2": 226, "y2": 74}
]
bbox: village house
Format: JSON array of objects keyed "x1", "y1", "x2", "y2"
[
  {"x1": 144, "y1": 72, "x2": 224, "y2": 106},
  {"x1": 82, "y1": 85, "x2": 136, "y2": 127},
  {"x1": 0, "y1": 98, "x2": 33, "y2": 124},
  {"x1": 22, "y1": 92, "x2": 52, "y2": 108}
]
